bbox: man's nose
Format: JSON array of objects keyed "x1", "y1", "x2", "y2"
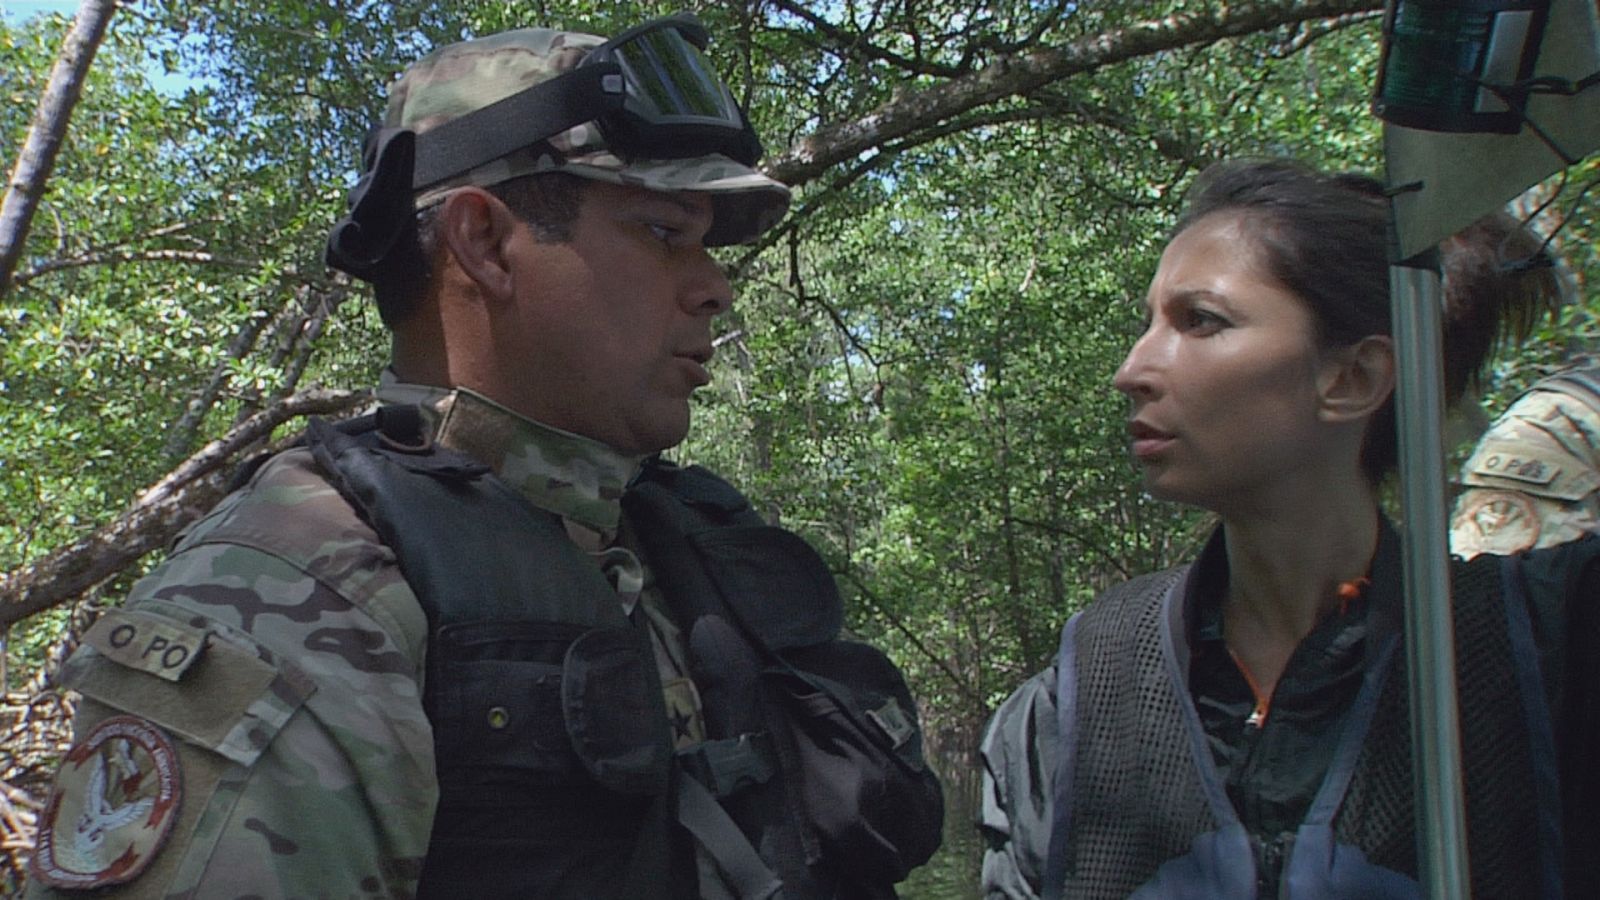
[{"x1": 682, "y1": 249, "x2": 732, "y2": 316}]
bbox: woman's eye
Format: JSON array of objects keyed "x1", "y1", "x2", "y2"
[{"x1": 1183, "y1": 308, "x2": 1227, "y2": 334}]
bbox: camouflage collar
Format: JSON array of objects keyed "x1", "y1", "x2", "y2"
[{"x1": 376, "y1": 374, "x2": 641, "y2": 531}]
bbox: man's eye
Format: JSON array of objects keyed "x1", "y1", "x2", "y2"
[{"x1": 647, "y1": 223, "x2": 677, "y2": 244}]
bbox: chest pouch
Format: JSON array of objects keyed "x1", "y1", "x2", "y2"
[
  {"x1": 688, "y1": 525, "x2": 945, "y2": 884},
  {"x1": 760, "y1": 644, "x2": 944, "y2": 883},
  {"x1": 430, "y1": 620, "x2": 671, "y2": 796}
]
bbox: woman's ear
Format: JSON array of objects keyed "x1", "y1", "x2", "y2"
[
  {"x1": 1318, "y1": 335, "x2": 1396, "y2": 423},
  {"x1": 436, "y1": 188, "x2": 520, "y2": 304}
]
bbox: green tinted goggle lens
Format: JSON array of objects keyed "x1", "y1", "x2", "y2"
[
  {"x1": 614, "y1": 29, "x2": 734, "y2": 121},
  {"x1": 596, "y1": 17, "x2": 743, "y2": 128}
]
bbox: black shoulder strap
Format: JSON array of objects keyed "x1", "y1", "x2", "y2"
[
  {"x1": 622, "y1": 466, "x2": 842, "y2": 651},
  {"x1": 226, "y1": 411, "x2": 382, "y2": 493},
  {"x1": 303, "y1": 409, "x2": 619, "y2": 629}
]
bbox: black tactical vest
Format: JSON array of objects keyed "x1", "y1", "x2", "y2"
[{"x1": 303, "y1": 412, "x2": 941, "y2": 900}]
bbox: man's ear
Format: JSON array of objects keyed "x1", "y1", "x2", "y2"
[
  {"x1": 1318, "y1": 335, "x2": 1396, "y2": 423},
  {"x1": 436, "y1": 187, "x2": 519, "y2": 304}
]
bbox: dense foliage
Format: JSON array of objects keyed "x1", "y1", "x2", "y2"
[{"x1": 4, "y1": 0, "x2": 1596, "y2": 892}]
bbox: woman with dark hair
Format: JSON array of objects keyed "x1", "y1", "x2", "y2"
[{"x1": 978, "y1": 158, "x2": 1595, "y2": 899}]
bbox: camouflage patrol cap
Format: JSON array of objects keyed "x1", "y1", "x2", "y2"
[{"x1": 385, "y1": 26, "x2": 790, "y2": 246}]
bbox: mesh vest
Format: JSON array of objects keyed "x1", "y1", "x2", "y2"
[{"x1": 1050, "y1": 554, "x2": 1553, "y2": 899}]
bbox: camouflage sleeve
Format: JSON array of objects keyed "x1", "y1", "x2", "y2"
[
  {"x1": 978, "y1": 666, "x2": 1058, "y2": 900},
  {"x1": 26, "y1": 449, "x2": 436, "y2": 899},
  {"x1": 1452, "y1": 386, "x2": 1600, "y2": 559}
]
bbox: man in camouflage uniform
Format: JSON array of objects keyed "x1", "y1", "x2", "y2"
[
  {"x1": 23, "y1": 18, "x2": 899, "y2": 899},
  {"x1": 1451, "y1": 363, "x2": 1600, "y2": 559}
]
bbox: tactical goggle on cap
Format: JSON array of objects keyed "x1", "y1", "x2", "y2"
[{"x1": 385, "y1": 13, "x2": 790, "y2": 247}]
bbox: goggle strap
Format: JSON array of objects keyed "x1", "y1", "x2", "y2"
[
  {"x1": 327, "y1": 128, "x2": 422, "y2": 281},
  {"x1": 411, "y1": 64, "x2": 625, "y2": 190}
]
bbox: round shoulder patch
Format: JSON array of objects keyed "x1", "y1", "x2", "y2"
[
  {"x1": 30, "y1": 715, "x2": 183, "y2": 889},
  {"x1": 1452, "y1": 489, "x2": 1541, "y2": 556}
]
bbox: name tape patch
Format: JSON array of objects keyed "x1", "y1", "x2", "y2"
[
  {"x1": 1476, "y1": 453, "x2": 1560, "y2": 487},
  {"x1": 85, "y1": 609, "x2": 207, "y2": 682}
]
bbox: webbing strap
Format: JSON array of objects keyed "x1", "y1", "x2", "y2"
[
  {"x1": 676, "y1": 772, "x2": 786, "y2": 900},
  {"x1": 1301, "y1": 633, "x2": 1400, "y2": 827},
  {"x1": 677, "y1": 732, "x2": 776, "y2": 798},
  {"x1": 410, "y1": 65, "x2": 623, "y2": 189}
]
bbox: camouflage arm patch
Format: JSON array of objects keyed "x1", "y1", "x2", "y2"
[
  {"x1": 25, "y1": 608, "x2": 320, "y2": 897},
  {"x1": 25, "y1": 702, "x2": 232, "y2": 900},
  {"x1": 30, "y1": 443, "x2": 437, "y2": 898},
  {"x1": 63, "y1": 610, "x2": 314, "y2": 768},
  {"x1": 1453, "y1": 388, "x2": 1600, "y2": 558},
  {"x1": 1459, "y1": 391, "x2": 1600, "y2": 502}
]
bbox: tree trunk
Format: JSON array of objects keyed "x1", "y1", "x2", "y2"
[{"x1": 0, "y1": 0, "x2": 118, "y2": 301}]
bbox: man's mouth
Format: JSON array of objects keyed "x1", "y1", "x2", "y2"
[{"x1": 675, "y1": 349, "x2": 713, "y2": 387}]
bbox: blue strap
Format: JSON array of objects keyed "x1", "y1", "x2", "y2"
[
  {"x1": 1128, "y1": 823, "x2": 1256, "y2": 900},
  {"x1": 1281, "y1": 633, "x2": 1422, "y2": 900},
  {"x1": 1157, "y1": 575, "x2": 1239, "y2": 825},
  {"x1": 1499, "y1": 555, "x2": 1565, "y2": 900},
  {"x1": 1041, "y1": 611, "x2": 1084, "y2": 900},
  {"x1": 1301, "y1": 633, "x2": 1400, "y2": 826}
]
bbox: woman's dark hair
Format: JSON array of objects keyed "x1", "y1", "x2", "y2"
[
  {"x1": 374, "y1": 172, "x2": 589, "y2": 327},
  {"x1": 1173, "y1": 158, "x2": 1563, "y2": 482}
]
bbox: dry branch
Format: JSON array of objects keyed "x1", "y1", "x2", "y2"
[
  {"x1": 1, "y1": 688, "x2": 76, "y2": 891},
  {"x1": 0, "y1": 388, "x2": 371, "y2": 629},
  {"x1": 12, "y1": 248, "x2": 257, "y2": 290}
]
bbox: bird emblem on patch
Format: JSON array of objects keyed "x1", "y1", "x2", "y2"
[
  {"x1": 30, "y1": 715, "x2": 182, "y2": 889},
  {"x1": 1462, "y1": 491, "x2": 1540, "y2": 548}
]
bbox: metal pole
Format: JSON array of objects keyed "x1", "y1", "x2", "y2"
[{"x1": 1388, "y1": 258, "x2": 1472, "y2": 899}]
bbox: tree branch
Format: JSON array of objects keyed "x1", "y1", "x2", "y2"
[
  {"x1": 1009, "y1": 516, "x2": 1134, "y2": 581},
  {"x1": 231, "y1": 281, "x2": 350, "y2": 426},
  {"x1": 0, "y1": 0, "x2": 119, "y2": 301},
  {"x1": 768, "y1": 0, "x2": 968, "y2": 77},
  {"x1": 734, "y1": 83, "x2": 1214, "y2": 279},
  {"x1": 12, "y1": 248, "x2": 256, "y2": 289},
  {"x1": 763, "y1": 0, "x2": 1381, "y2": 188},
  {"x1": 161, "y1": 306, "x2": 279, "y2": 462},
  {"x1": 1, "y1": 388, "x2": 371, "y2": 629}
]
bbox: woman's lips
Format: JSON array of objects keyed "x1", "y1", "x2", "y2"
[{"x1": 1128, "y1": 421, "x2": 1175, "y2": 459}]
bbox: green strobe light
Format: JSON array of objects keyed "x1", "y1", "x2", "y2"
[{"x1": 1373, "y1": 0, "x2": 1551, "y2": 133}]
